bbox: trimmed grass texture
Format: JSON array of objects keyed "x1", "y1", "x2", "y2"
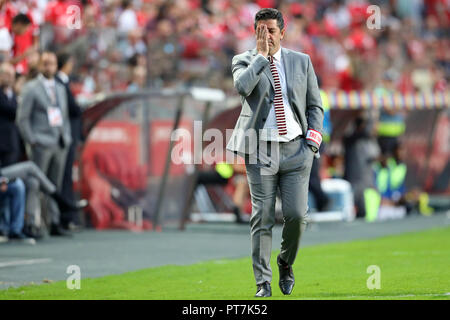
[{"x1": 1, "y1": 227, "x2": 449, "y2": 300}]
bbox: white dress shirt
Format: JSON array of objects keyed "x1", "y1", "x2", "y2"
[
  {"x1": 4, "y1": 87, "x2": 13, "y2": 100},
  {"x1": 39, "y1": 74, "x2": 58, "y2": 106},
  {"x1": 259, "y1": 47, "x2": 303, "y2": 142},
  {"x1": 57, "y1": 71, "x2": 69, "y2": 84}
]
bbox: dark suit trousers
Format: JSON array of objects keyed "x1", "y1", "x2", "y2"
[{"x1": 60, "y1": 141, "x2": 78, "y2": 224}]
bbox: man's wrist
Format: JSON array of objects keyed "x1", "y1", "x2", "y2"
[
  {"x1": 309, "y1": 145, "x2": 318, "y2": 153},
  {"x1": 257, "y1": 52, "x2": 268, "y2": 59}
]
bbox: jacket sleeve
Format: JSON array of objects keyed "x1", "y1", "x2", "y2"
[
  {"x1": 305, "y1": 55, "x2": 324, "y2": 151},
  {"x1": 66, "y1": 83, "x2": 82, "y2": 118},
  {"x1": 16, "y1": 84, "x2": 36, "y2": 145},
  {"x1": 232, "y1": 53, "x2": 270, "y2": 97}
]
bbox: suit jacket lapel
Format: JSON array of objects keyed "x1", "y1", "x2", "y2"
[
  {"x1": 281, "y1": 48, "x2": 293, "y2": 102},
  {"x1": 37, "y1": 78, "x2": 52, "y2": 107},
  {"x1": 252, "y1": 48, "x2": 274, "y2": 90},
  {"x1": 263, "y1": 65, "x2": 275, "y2": 90},
  {"x1": 56, "y1": 82, "x2": 66, "y2": 111},
  {"x1": 38, "y1": 77, "x2": 65, "y2": 110}
]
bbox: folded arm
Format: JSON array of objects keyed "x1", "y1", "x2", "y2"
[{"x1": 232, "y1": 54, "x2": 269, "y2": 97}]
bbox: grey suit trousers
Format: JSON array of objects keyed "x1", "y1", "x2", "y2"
[
  {"x1": 245, "y1": 136, "x2": 314, "y2": 285},
  {"x1": 29, "y1": 145, "x2": 68, "y2": 225}
]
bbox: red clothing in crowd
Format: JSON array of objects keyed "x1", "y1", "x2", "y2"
[
  {"x1": 0, "y1": 1, "x2": 16, "y2": 29},
  {"x1": 0, "y1": 2, "x2": 37, "y2": 74},
  {"x1": 13, "y1": 13, "x2": 38, "y2": 74},
  {"x1": 425, "y1": 0, "x2": 450, "y2": 27},
  {"x1": 45, "y1": 0, "x2": 72, "y2": 27}
]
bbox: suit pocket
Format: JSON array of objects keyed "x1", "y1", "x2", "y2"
[
  {"x1": 304, "y1": 140, "x2": 316, "y2": 164},
  {"x1": 296, "y1": 138, "x2": 314, "y2": 166}
]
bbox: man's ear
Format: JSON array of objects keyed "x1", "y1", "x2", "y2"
[{"x1": 280, "y1": 28, "x2": 285, "y2": 40}]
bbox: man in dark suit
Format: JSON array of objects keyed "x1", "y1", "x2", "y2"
[
  {"x1": 0, "y1": 62, "x2": 30, "y2": 242},
  {"x1": 55, "y1": 51, "x2": 84, "y2": 230},
  {"x1": 226, "y1": 8, "x2": 324, "y2": 297},
  {"x1": 0, "y1": 62, "x2": 22, "y2": 167}
]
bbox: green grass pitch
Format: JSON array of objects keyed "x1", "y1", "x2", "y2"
[{"x1": 1, "y1": 227, "x2": 449, "y2": 300}]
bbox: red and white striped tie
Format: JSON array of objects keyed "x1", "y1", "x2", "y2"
[{"x1": 268, "y1": 56, "x2": 287, "y2": 135}]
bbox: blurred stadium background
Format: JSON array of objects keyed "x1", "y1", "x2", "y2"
[{"x1": 0, "y1": 0, "x2": 449, "y2": 296}]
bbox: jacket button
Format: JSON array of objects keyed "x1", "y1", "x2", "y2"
[{"x1": 262, "y1": 117, "x2": 266, "y2": 122}]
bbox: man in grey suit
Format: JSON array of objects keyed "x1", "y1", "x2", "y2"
[
  {"x1": 226, "y1": 8, "x2": 324, "y2": 297},
  {"x1": 16, "y1": 51, "x2": 72, "y2": 236}
]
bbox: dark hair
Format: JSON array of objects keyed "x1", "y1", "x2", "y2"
[
  {"x1": 39, "y1": 50, "x2": 57, "y2": 62},
  {"x1": 12, "y1": 13, "x2": 32, "y2": 25},
  {"x1": 57, "y1": 51, "x2": 72, "y2": 70},
  {"x1": 127, "y1": 53, "x2": 139, "y2": 67},
  {"x1": 254, "y1": 8, "x2": 284, "y2": 31},
  {"x1": 121, "y1": 0, "x2": 132, "y2": 9}
]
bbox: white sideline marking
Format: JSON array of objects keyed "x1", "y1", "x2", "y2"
[{"x1": 0, "y1": 258, "x2": 52, "y2": 268}]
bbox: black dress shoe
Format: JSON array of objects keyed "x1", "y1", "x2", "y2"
[
  {"x1": 9, "y1": 232, "x2": 36, "y2": 245},
  {"x1": 277, "y1": 254, "x2": 295, "y2": 295},
  {"x1": 255, "y1": 282, "x2": 272, "y2": 297},
  {"x1": 23, "y1": 225, "x2": 44, "y2": 240},
  {"x1": 51, "y1": 192, "x2": 88, "y2": 212},
  {"x1": 50, "y1": 224, "x2": 73, "y2": 237},
  {"x1": 61, "y1": 221, "x2": 83, "y2": 232}
]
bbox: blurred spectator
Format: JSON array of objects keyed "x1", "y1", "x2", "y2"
[
  {"x1": 12, "y1": 14, "x2": 39, "y2": 75},
  {"x1": 372, "y1": 144, "x2": 434, "y2": 216},
  {"x1": 118, "y1": 0, "x2": 138, "y2": 34},
  {"x1": 118, "y1": 27, "x2": 147, "y2": 59},
  {"x1": 56, "y1": 51, "x2": 85, "y2": 231},
  {"x1": 127, "y1": 65, "x2": 147, "y2": 92},
  {"x1": 197, "y1": 161, "x2": 249, "y2": 223},
  {"x1": 343, "y1": 112, "x2": 379, "y2": 218},
  {"x1": 326, "y1": 152, "x2": 344, "y2": 179},
  {"x1": 0, "y1": 13, "x2": 33, "y2": 67},
  {"x1": 0, "y1": 176, "x2": 33, "y2": 243},
  {"x1": 0, "y1": 62, "x2": 22, "y2": 167},
  {"x1": 373, "y1": 147, "x2": 406, "y2": 206},
  {"x1": 45, "y1": 0, "x2": 72, "y2": 27},
  {"x1": 308, "y1": 85, "x2": 331, "y2": 212},
  {"x1": 1, "y1": 159, "x2": 84, "y2": 239},
  {"x1": 375, "y1": 71, "x2": 406, "y2": 157},
  {"x1": 16, "y1": 51, "x2": 72, "y2": 237},
  {"x1": 0, "y1": 0, "x2": 445, "y2": 95},
  {"x1": 324, "y1": 0, "x2": 350, "y2": 30}
]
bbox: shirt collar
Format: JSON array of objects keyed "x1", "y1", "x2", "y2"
[
  {"x1": 39, "y1": 73, "x2": 55, "y2": 87},
  {"x1": 273, "y1": 47, "x2": 282, "y2": 62},
  {"x1": 5, "y1": 87, "x2": 13, "y2": 99},
  {"x1": 57, "y1": 71, "x2": 69, "y2": 84}
]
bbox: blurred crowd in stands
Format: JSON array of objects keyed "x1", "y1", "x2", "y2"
[
  {"x1": 0, "y1": 0, "x2": 447, "y2": 243},
  {"x1": 0, "y1": 0, "x2": 448, "y2": 96}
]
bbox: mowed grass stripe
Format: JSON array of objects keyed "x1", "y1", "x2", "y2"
[{"x1": 1, "y1": 227, "x2": 449, "y2": 300}]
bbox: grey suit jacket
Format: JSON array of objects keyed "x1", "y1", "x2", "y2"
[
  {"x1": 16, "y1": 76, "x2": 72, "y2": 148},
  {"x1": 226, "y1": 47, "x2": 324, "y2": 158}
]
